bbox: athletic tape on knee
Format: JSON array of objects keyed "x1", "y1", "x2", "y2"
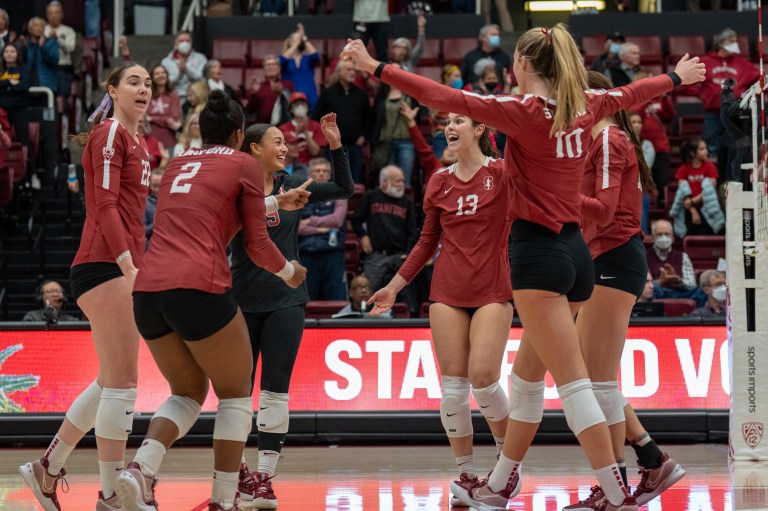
[
  {"x1": 471, "y1": 382, "x2": 509, "y2": 422},
  {"x1": 507, "y1": 372, "x2": 545, "y2": 423},
  {"x1": 592, "y1": 381, "x2": 625, "y2": 426},
  {"x1": 213, "y1": 397, "x2": 253, "y2": 442},
  {"x1": 440, "y1": 376, "x2": 472, "y2": 438},
  {"x1": 95, "y1": 388, "x2": 137, "y2": 441},
  {"x1": 65, "y1": 381, "x2": 102, "y2": 432},
  {"x1": 154, "y1": 395, "x2": 202, "y2": 440},
  {"x1": 559, "y1": 379, "x2": 606, "y2": 437},
  {"x1": 257, "y1": 390, "x2": 289, "y2": 434}
]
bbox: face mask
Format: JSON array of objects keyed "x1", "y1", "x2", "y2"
[
  {"x1": 450, "y1": 78, "x2": 463, "y2": 89},
  {"x1": 177, "y1": 41, "x2": 191, "y2": 54},
  {"x1": 722, "y1": 42, "x2": 740, "y2": 54},
  {"x1": 712, "y1": 285, "x2": 727, "y2": 302},
  {"x1": 610, "y1": 43, "x2": 621, "y2": 55},
  {"x1": 654, "y1": 235, "x2": 672, "y2": 250},
  {"x1": 484, "y1": 81, "x2": 498, "y2": 91},
  {"x1": 488, "y1": 35, "x2": 501, "y2": 48},
  {"x1": 293, "y1": 104, "x2": 308, "y2": 117}
]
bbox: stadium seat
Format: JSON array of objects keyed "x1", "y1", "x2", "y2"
[
  {"x1": 442, "y1": 37, "x2": 478, "y2": 65},
  {"x1": 347, "y1": 184, "x2": 366, "y2": 219},
  {"x1": 249, "y1": 39, "x2": 286, "y2": 66},
  {"x1": 391, "y1": 302, "x2": 410, "y2": 318},
  {"x1": 6, "y1": 143, "x2": 27, "y2": 184},
  {"x1": 668, "y1": 35, "x2": 706, "y2": 63},
  {"x1": 345, "y1": 239, "x2": 361, "y2": 275},
  {"x1": 415, "y1": 65, "x2": 443, "y2": 83},
  {"x1": 683, "y1": 235, "x2": 726, "y2": 270},
  {"x1": 738, "y1": 35, "x2": 751, "y2": 59},
  {"x1": 306, "y1": 300, "x2": 351, "y2": 318},
  {"x1": 419, "y1": 301, "x2": 431, "y2": 318},
  {"x1": 657, "y1": 298, "x2": 697, "y2": 316},
  {"x1": 663, "y1": 183, "x2": 679, "y2": 213},
  {"x1": 419, "y1": 38, "x2": 442, "y2": 66},
  {"x1": 643, "y1": 63, "x2": 665, "y2": 76},
  {"x1": 0, "y1": 166, "x2": 12, "y2": 206},
  {"x1": 581, "y1": 35, "x2": 606, "y2": 65},
  {"x1": 244, "y1": 67, "x2": 266, "y2": 92},
  {"x1": 626, "y1": 36, "x2": 663, "y2": 65},
  {"x1": 678, "y1": 115, "x2": 705, "y2": 137},
  {"x1": 212, "y1": 38, "x2": 249, "y2": 67},
  {"x1": 220, "y1": 66, "x2": 244, "y2": 96}
]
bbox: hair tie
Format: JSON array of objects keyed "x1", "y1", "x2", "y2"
[
  {"x1": 541, "y1": 27, "x2": 552, "y2": 46},
  {"x1": 87, "y1": 93, "x2": 113, "y2": 124}
]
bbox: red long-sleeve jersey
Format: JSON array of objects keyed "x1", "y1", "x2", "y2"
[
  {"x1": 72, "y1": 119, "x2": 151, "y2": 268},
  {"x1": 134, "y1": 145, "x2": 288, "y2": 294},
  {"x1": 380, "y1": 65, "x2": 674, "y2": 234},
  {"x1": 398, "y1": 157, "x2": 513, "y2": 307},
  {"x1": 580, "y1": 125, "x2": 643, "y2": 259},
  {"x1": 679, "y1": 52, "x2": 759, "y2": 112},
  {"x1": 629, "y1": 95, "x2": 675, "y2": 153},
  {"x1": 409, "y1": 124, "x2": 443, "y2": 187}
]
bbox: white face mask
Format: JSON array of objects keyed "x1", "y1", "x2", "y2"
[
  {"x1": 293, "y1": 105, "x2": 308, "y2": 117},
  {"x1": 722, "y1": 42, "x2": 740, "y2": 54},
  {"x1": 654, "y1": 235, "x2": 672, "y2": 250},
  {"x1": 177, "y1": 41, "x2": 192, "y2": 54},
  {"x1": 712, "y1": 284, "x2": 727, "y2": 302}
]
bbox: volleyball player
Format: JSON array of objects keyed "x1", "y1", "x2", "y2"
[
  {"x1": 343, "y1": 24, "x2": 705, "y2": 511},
  {"x1": 367, "y1": 110, "x2": 514, "y2": 507},
  {"x1": 233, "y1": 113, "x2": 353, "y2": 509},
  {"x1": 114, "y1": 91, "x2": 306, "y2": 511},
  {"x1": 564, "y1": 71, "x2": 685, "y2": 510},
  {"x1": 19, "y1": 62, "x2": 153, "y2": 511}
]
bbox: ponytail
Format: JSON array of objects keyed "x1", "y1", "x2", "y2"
[{"x1": 476, "y1": 123, "x2": 498, "y2": 158}]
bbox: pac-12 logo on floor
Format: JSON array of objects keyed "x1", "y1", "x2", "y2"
[{"x1": 742, "y1": 422, "x2": 764, "y2": 449}]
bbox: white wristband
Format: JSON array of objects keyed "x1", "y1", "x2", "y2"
[
  {"x1": 116, "y1": 251, "x2": 131, "y2": 263},
  {"x1": 275, "y1": 260, "x2": 295, "y2": 280},
  {"x1": 265, "y1": 195, "x2": 278, "y2": 215}
]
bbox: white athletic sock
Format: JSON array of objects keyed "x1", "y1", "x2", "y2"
[
  {"x1": 43, "y1": 435, "x2": 75, "y2": 476},
  {"x1": 634, "y1": 433, "x2": 652, "y2": 447},
  {"x1": 595, "y1": 463, "x2": 628, "y2": 506},
  {"x1": 494, "y1": 435, "x2": 505, "y2": 458},
  {"x1": 99, "y1": 460, "x2": 123, "y2": 500},
  {"x1": 487, "y1": 452, "x2": 520, "y2": 493},
  {"x1": 134, "y1": 439, "x2": 166, "y2": 477},
  {"x1": 455, "y1": 454, "x2": 474, "y2": 476},
  {"x1": 257, "y1": 450, "x2": 280, "y2": 476},
  {"x1": 212, "y1": 470, "x2": 239, "y2": 506}
]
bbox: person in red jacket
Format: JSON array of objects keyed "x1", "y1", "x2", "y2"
[
  {"x1": 679, "y1": 27, "x2": 759, "y2": 178},
  {"x1": 343, "y1": 23, "x2": 705, "y2": 511}
]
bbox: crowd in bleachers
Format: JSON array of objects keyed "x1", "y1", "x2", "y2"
[{"x1": 1, "y1": 1, "x2": 753, "y2": 322}]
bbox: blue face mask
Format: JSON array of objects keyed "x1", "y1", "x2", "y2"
[
  {"x1": 610, "y1": 43, "x2": 621, "y2": 55},
  {"x1": 451, "y1": 78, "x2": 464, "y2": 89},
  {"x1": 488, "y1": 35, "x2": 501, "y2": 48}
]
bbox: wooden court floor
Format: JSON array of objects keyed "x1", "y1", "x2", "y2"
[{"x1": 0, "y1": 443, "x2": 762, "y2": 510}]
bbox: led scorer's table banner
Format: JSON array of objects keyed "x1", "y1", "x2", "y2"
[{"x1": 0, "y1": 326, "x2": 728, "y2": 413}]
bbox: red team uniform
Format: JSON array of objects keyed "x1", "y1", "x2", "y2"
[
  {"x1": 398, "y1": 157, "x2": 513, "y2": 307},
  {"x1": 133, "y1": 145, "x2": 287, "y2": 294},
  {"x1": 72, "y1": 119, "x2": 151, "y2": 268}
]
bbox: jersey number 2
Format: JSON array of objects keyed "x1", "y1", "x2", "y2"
[
  {"x1": 456, "y1": 194, "x2": 478, "y2": 216},
  {"x1": 170, "y1": 162, "x2": 202, "y2": 194}
]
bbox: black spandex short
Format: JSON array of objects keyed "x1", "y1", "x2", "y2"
[
  {"x1": 70, "y1": 262, "x2": 124, "y2": 300},
  {"x1": 133, "y1": 289, "x2": 239, "y2": 341},
  {"x1": 593, "y1": 234, "x2": 648, "y2": 298},
  {"x1": 508, "y1": 219, "x2": 594, "y2": 302}
]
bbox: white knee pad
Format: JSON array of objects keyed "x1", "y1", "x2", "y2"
[
  {"x1": 65, "y1": 381, "x2": 102, "y2": 432},
  {"x1": 95, "y1": 388, "x2": 137, "y2": 441},
  {"x1": 507, "y1": 372, "x2": 545, "y2": 423},
  {"x1": 213, "y1": 397, "x2": 253, "y2": 442},
  {"x1": 440, "y1": 376, "x2": 472, "y2": 438},
  {"x1": 154, "y1": 395, "x2": 202, "y2": 440},
  {"x1": 592, "y1": 381, "x2": 626, "y2": 426},
  {"x1": 471, "y1": 382, "x2": 509, "y2": 422},
  {"x1": 559, "y1": 379, "x2": 605, "y2": 437},
  {"x1": 257, "y1": 391, "x2": 289, "y2": 434}
]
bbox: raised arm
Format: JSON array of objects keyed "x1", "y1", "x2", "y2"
[{"x1": 305, "y1": 113, "x2": 355, "y2": 202}]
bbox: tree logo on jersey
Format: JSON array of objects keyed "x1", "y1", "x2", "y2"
[
  {"x1": 102, "y1": 147, "x2": 115, "y2": 160},
  {"x1": 267, "y1": 211, "x2": 280, "y2": 227},
  {"x1": 483, "y1": 176, "x2": 494, "y2": 191},
  {"x1": 743, "y1": 422, "x2": 764, "y2": 449}
]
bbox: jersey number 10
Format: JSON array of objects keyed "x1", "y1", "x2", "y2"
[
  {"x1": 170, "y1": 162, "x2": 202, "y2": 194},
  {"x1": 555, "y1": 128, "x2": 585, "y2": 159}
]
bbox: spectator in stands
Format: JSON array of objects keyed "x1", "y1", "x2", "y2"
[
  {"x1": 629, "y1": 112, "x2": 654, "y2": 233},
  {"x1": 325, "y1": 30, "x2": 380, "y2": 95},
  {"x1": 636, "y1": 272, "x2": 656, "y2": 303},
  {"x1": 0, "y1": 9, "x2": 15, "y2": 52},
  {"x1": 691, "y1": 270, "x2": 726, "y2": 318},
  {"x1": 280, "y1": 23, "x2": 320, "y2": 111},
  {"x1": 147, "y1": 64, "x2": 181, "y2": 150},
  {"x1": 629, "y1": 69, "x2": 674, "y2": 207},
  {"x1": 141, "y1": 116, "x2": 170, "y2": 170},
  {"x1": 21, "y1": 17, "x2": 59, "y2": 94},
  {"x1": 44, "y1": 1, "x2": 75, "y2": 109},
  {"x1": 481, "y1": 0, "x2": 514, "y2": 33},
  {"x1": 182, "y1": 80, "x2": 209, "y2": 121},
  {"x1": 279, "y1": 92, "x2": 326, "y2": 165},
  {"x1": 604, "y1": 42, "x2": 641, "y2": 88},
  {"x1": 259, "y1": 0, "x2": 285, "y2": 15},
  {"x1": 144, "y1": 168, "x2": 163, "y2": 250},
  {"x1": 401, "y1": 102, "x2": 457, "y2": 187},
  {"x1": 590, "y1": 31, "x2": 624, "y2": 74},
  {"x1": 246, "y1": 54, "x2": 294, "y2": 125},
  {"x1": 173, "y1": 112, "x2": 202, "y2": 157},
  {"x1": 23, "y1": 280, "x2": 78, "y2": 323},
  {"x1": 352, "y1": 165, "x2": 419, "y2": 310},
  {"x1": 282, "y1": 131, "x2": 309, "y2": 180},
  {"x1": 353, "y1": 0, "x2": 390, "y2": 62},
  {"x1": 670, "y1": 138, "x2": 724, "y2": 237},
  {"x1": 0, "y1": 43, "x2": 30, "y2": 147},
  {"x1": 312, "y1": 59, "x2": 371, "y2": 183},
  {"x1": 470, "y1": 59, "x2": 501, "y2": 94},
  {"x1": 333, "y1": 274, "x2": 393, "y2": 318},
  {"x1": 372, "y1": 63, "x2": 416, "y2": 185},
  {"x1": 298, "y1": 157, "x2": 349, "y2": 300},
  {"x1": 647, "y1": 219, "x2": 699, "y2": 295},
  {"x1": 460, "y1": 24, "x2": 511, "y2": 87},
  {"x1": 680, "y1": 28, "x2": 759, "y2": 179},
  {"x1": 161, "y1": 31, "x2": 208, "y2": 104},
  {"x1": 204, "y1": 59, "x2": 238, "y2": 102},
  {"x1": 388, "y1": 15, "x2": 426, "y2": 73}
]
